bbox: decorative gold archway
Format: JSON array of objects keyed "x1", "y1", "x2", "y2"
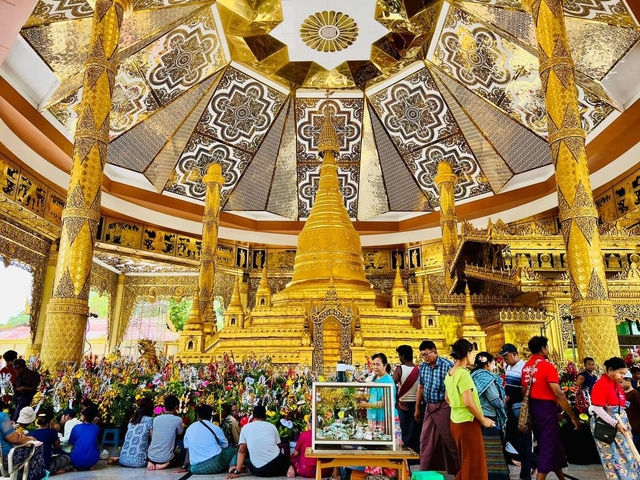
[{"x1": 310, "y1": 298, "x2": 353, "y2": 373}]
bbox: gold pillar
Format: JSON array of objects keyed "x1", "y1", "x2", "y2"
[
  {"x1": 40, "y1": 0, "x2": 132, "y2": 366},
  {"x1": 28, "y1": 249, "x2": 57, "y2": 356},
  {"x1": 199, "y1": 163, "x2": 225, "y2": 334},
  {"x1": 107, "y1": 274, "x2": 126, "y2": 353},
  {"x1": 529, "y1": 0, "x2": 619, "y2": 362},
  {"x1": 434, "y1": 161, "x2": 458, "y2": 288}
]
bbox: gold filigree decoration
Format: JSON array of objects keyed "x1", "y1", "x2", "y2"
[{"x1": 300, "y1": 11, "x2": 358, "y2": 53}]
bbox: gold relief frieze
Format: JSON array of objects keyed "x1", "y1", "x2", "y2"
[
  {"x1": 141, "y1": 227, "x2": 177, "y2": 256},
  {"x1": 363, "y1": 249, "x2": 390, "y2": 271},
  {"x1": 102, "y1": 217, "x2": 144, "y2": 249},
  {"x1": 267, "y1": 249, "x2": 296, "y2": 270},
  {"x1": 176, "y1": 235, "x2": 202, "y2": 260},
  {"x1": 0, "y1": 154, "x2": 20, "y2": 201},
  {"x1": 0, "y1": 151, "x2": 65, "y2": 230},
  {"x1": 215, "y1": 244, "x2": 234, "y2": 267},
  {"x1": 15, "y1": 172, "x2": 47, "y2": 217}
]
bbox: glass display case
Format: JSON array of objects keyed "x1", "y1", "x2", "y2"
[{"x1": 311, "y1": 381, "x2": 397, "y2": 450}]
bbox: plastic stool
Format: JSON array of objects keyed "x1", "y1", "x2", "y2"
[
  {"x1": 101, "y1": 428, "x2": 120, "y2": 448},
  {"x1": 411, "y1": 472, "x2": 445, "y2": 480}
]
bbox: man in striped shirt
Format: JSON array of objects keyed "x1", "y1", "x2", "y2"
[{"x1": 501, "y1": 343, "x2": 537, "y2": 480}]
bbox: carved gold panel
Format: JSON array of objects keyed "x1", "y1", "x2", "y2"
[
  {"x1": 141, "y1": 227, "x2": 177, "y2": 255},
  {"x1": 176, "y1": 235, "x2": 202, "y2": 260},
  {"x1": 102, "y1": 217, "x2": 144, "y2": 249}
]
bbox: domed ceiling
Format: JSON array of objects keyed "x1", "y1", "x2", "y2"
[{"x1": 17, "y1": 0, "x2": 640, "y2": 222}]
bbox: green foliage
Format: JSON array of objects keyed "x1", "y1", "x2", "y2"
[
  {"x1": 0, "y1": 311, "x2": 30, "y2": 329},
  {"x1": 88, "y1": 290, "x2": 110, "y2": 318},
  {"x1": 169, "y1": 297, "x2": 192, "y2": 332}
]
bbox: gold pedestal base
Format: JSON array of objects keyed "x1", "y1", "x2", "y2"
[
  {"x1": 572, "y1": 300, "x2": 619, "y2": 363},
  {"x1": 40, "y1": 298, "x2": 89, "y2": 367}
]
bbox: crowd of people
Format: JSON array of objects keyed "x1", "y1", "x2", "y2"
[{"x1": 0, "y1": 337, "x2": 640, "y2": 480}]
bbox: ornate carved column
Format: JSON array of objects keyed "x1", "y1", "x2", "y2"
[
  {"x1": 28, "y1": 247, "x2": 57, "y2": 357},
  {"x1": 528, "y1": 0, "x2": 619, "y2": 362},
  {"x1": 434, "y1": 161, "x2": 458, "y2": 289},
  {"x1": 199, "y1": 163, "x2": 225, "y2": 334},
  {"x1": 40, "y1": 0, "x2": 132, "y2": 366},
  {"x1": 107, "y1": 273, "x2": 126, "y2": 353}
]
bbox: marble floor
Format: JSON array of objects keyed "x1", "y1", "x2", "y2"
[{"x1": 57, "y1": 462, "x2": 607, "y2": 480}]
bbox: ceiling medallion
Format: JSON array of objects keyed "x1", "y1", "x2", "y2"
[{"x1": 300, "y1": 11, "x2": 359, "y2": 53}]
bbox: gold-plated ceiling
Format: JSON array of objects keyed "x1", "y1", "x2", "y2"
[{"x1": 18, "y1": 0, "x2": 640, "y2": 221}]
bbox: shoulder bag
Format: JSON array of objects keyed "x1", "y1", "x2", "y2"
[
  {"x1": 518, "y1": 359, "x2": 542, "y2": 433},
  {"x1": 592, "y1": 387, "x2": 622, "y2": 444}
]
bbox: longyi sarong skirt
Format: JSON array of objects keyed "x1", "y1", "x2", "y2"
[
  {"x1": 530, "y1": 398, "x2": 567, "y2": 474},
  {"x1": 450, "y1": 419, "x2": 488, "y2": 480}
]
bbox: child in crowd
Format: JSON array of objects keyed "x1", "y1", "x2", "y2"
[
  {"x1": 291, "y1": 419, "x2": 321, "y2": 478},
  {"x1": 68, "y1": 405, "x2": 101, "y2": 471},
  {"x1": 15, "y1": 406, "x2": 36, "y2": 434},
  {"x1": 30, "y1": 412, "x2": 70, "y2": 475}
]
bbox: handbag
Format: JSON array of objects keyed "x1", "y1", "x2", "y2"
[
  {"x1": 518, "y1": 359, "x2": 542, "y2": 433},
  {"x1": 593, "y1": 416, "x2": 617, "y2": 444},
  {"x1": 592, "y1": 404, "x2": 620, "y2": 445}
]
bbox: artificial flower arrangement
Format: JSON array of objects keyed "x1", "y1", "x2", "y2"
[{"x1": 28, "y1": 353, "x2": 314, "y2": 435}]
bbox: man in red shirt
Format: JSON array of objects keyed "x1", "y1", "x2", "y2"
[
  {"x1": 522, "y1": 336, "x2": 579, "y2": 480},
  {"x1": 0, "y1": 350, "x2": 18, "y2": 386}
]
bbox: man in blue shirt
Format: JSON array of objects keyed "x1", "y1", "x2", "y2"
[
  {"x1": 413, "y1": 340, "x2": 459, "y2": 475},
  {"x1": 184, "y1": 404, "x2": 237, "y2": 474}
]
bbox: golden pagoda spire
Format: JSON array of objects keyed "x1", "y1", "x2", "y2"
[
  {"x1": 255, "y1": 267, "x2": 272, "y2": 309},
  {"x1": 224, "y1": 274, "x2": 245, "y2": 328},
  {"x1": 392, "y1": 265, "x2": 404, "y2": 292},
  {"x1": 421, "y1": 276, "x2": 434, "y2": 306},
  {"x1": 462, "y1": 284, "x2": 479, "y2": 327},
  {"x1": 318, "y1": 107, "x2": 340, "y2": 157},
  {"x1": 391, "y1": 264, "x2": 408, "y2": 308},
  {"x1": 274, "y1": 106, "x2": 373, "y2": 303},
  {"x1": 184, "y1": 290, "x2": 202, "y2": 330},
  {"x1": 458, "y1": 283, "x2": 486, "y2": 350},
  {"x1": 229, "y1": 275, "x2": 243, "y2": 310},
  {"x1": 258, "y1": 266, "x2": 270, "y2": 293}
]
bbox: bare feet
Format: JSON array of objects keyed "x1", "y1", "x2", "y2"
[
  {"x1": 147, "y1": 462, "x2": 156, "y2": 471},
  {"x1": 287, "y1": 465, "x2": 296, "y2": 478},
  {"x1": 107, "y1": 457, "x2": 119, "y2": 465}
]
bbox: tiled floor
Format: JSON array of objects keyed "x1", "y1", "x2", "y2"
[{"x1": 59, "y1": 462, "x2": 608, "y2": 479}]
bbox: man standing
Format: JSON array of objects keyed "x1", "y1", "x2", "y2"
[
  {"x1": 393, "y1": 344, "x2": 420, "y2": 454},
  {"x1": 500, "y1": 343, "x2": 537, "y2": 480},
  {"x1": 12, "y1": 358, "x2": 40, "y2": 421},
  {"x1": 522, "y1": 336, "x2": 579, "y2": 480},
  {"x1": 622, "y1": 371, "x2": 640, "y2": 451},
  {"x1": 0, "y1": 350, "x2": 17, "y2": 386},
  {"x1": 414, "y1": 340, "x2": 459, "y2": 475},
  {"x1": 575, "y1": 357, "x2": 598, "y2": 393}
]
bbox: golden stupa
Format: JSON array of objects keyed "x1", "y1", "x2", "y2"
[{"x1": 181, "y1": 110, "x2": 446, "y2": 370}]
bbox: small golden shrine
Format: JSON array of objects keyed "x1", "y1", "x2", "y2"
[{"x1": 179, "y1": 111, "x2": 446, "y2": 371}]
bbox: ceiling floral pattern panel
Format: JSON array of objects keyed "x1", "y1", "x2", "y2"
[
  {"x1": 368, "y1": 67, "x2": 459, "y2": 155},
  {"x1": 294, "y1": 96, "x2": 364, "y2": 162},
  {"x1": 196, "y1": 67, "x2": 287, "y2": 154},
  {"x1": 16, "y1": 0, "x2": 640, "y2": 221}
]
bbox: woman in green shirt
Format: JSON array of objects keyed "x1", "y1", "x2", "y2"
[{"x1": 444, "y1": 339, "x2": 495, "y2": 480}]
